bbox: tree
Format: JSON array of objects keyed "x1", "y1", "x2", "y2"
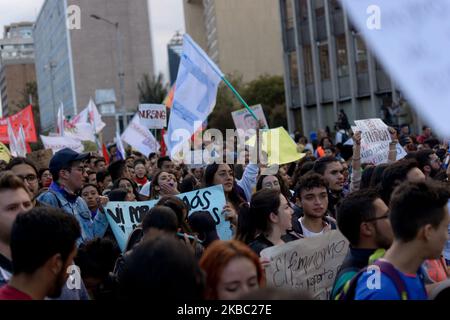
[
  {"x1": 207, "y1": 73, "x2": 287, "y2": 132},
  {"x1": 137, "y1": 73, "x2": 168, "y2": 104},
  {"x1": 241, "y1": 74, "x2": 286, "y2": 129}
]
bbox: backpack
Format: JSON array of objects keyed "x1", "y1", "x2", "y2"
[{"x1": 336, "y1": 259, "x2": 410, "y2": 300}]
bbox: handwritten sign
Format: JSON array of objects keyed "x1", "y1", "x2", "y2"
[
  {"x1": 260, "y1": 230, "x2": 349, "y2": 300},
  {"x1": 138, "y1": 104, "x2": 167, "y2": 129},
  {"x1": 340, "y1": 0, "x2": 450, "y2": 138},
  {"x1": 354, "y1": 118, "x2": 406, "y2": 164},
  {"x1": 104, "y1": 185, "x2": 230, "y2": 251}
]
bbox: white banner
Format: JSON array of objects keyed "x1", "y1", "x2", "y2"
[
  {"x1": 121, "y1": 114, "x2": 160, "y2": 156},
  {"x1": 340, "y1": 0, "x2": 450, "y2": 137},
  {"x1": 138, "y1": 104, "x2": 167, "y2": 129},
  {"x1": 40, "y1": 135, "x2": 84, "y2": 153}
]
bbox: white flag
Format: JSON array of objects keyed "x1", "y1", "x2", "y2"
[
  {"x1": 166, "y1": 34, "x2": 223, "y2": 159},
  {"x1": 115, "y1": 131, "x2": 126, "y2": 160},
  {"x1": 121, "y1": 114, "x2": 160, "y2": 156},
  {"x1": 17, "y1": 125, "x2": 27, "y2": 157},
  {"x1": 7, "y1": 119, "x2": 18, "y2": 157}
]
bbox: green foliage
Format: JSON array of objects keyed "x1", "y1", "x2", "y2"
[
  {"x1": 207, "y1": 73, "x2": 287, "y2": 132},
  {"x1": 138, "y1": 73, "x2": 169, "y2": 105}
]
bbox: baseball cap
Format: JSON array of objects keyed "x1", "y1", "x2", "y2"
[{"x1": 49, "y1": 148, "x2": 90, "y2": 174}]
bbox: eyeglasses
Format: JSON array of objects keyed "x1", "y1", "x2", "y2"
[
  {"x1": 17, "y1": 174, "x2": 38, "y2": 183},
  {"x1": 364, "y1": 214, "x2": 389, "y2": 222}
]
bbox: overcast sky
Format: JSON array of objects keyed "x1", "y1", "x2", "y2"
[{"x1": 0, "y1": 0, "x2": 185, "y2": 83}]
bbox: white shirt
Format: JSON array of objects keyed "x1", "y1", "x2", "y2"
[{"x1": 299, "y1": 217, "x2": 327, "y2": 238}]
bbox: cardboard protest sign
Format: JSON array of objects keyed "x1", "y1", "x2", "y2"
[
  {"x1": 0, "y1": 105, "x2": 37, "y2": 143},
  {"x1": 260, "y1": 230, "x2": 349, "y2": 300},
  {"x1": 138, "y1": 104, "x2": 167, "y2": 129},
  {"x1": 26, "y1": 149, "x2": 53, "y2": 170},
  {"x1": 232, "y1": 105, "x2": 268, "y2": 131},
  {"x1": 354, "y1": 119, "x2": 406, "y2": 164},
  {"x1": 104, "y1": 185, "x2": 230, "y2": 251},
  {"x1": 340, "y1": 0, "x2": 450, "y2": 138}
]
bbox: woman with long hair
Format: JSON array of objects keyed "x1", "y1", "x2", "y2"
[
  {"x1": 204, "y1": 163, "x2": 246, "y2": 232},
  {"x1": 149, "y1": 170, "x2": 179, "y2": 200},
  {"x1": 235, "y1": 188, "x2": 293, "y2": 256}
]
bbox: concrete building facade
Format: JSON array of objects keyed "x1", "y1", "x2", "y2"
[
  {"x1": 279, "y1": 0, "x2": 421, "y2": 136},
  {"x1": 34, "y1": 0, "x2": 154, "y2": 141},
  {"x1": 183, "y1": 0, "x2": 284, "y2": 82},
  {"x1": 0, "y1": 22, "x2": 36, "y2": 116}
]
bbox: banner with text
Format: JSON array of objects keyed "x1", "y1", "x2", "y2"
[
  {"x1": 104, "y1": 185, "x2": 230, "y2": 251},
  {"x1": 138, "y1": 104, "x2": 167, "y2": 129},
  {"x1": 260, "y1": 230, "x2": 349, "y2": 300}
]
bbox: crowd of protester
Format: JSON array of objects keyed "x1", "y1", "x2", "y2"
[{"x1": 0, "y1": 123, "x2": 449, "y2": 300}]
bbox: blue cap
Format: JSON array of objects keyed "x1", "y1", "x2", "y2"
[{"x1": 49, "y1": 148, "x2": 89, "y2": 174}]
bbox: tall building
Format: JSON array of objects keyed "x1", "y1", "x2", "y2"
[
  {"x1": 34, "y1": 0, "x2": 154, "y2": 141},
  {"x1": 279, "y1": 0, "x2": 421, "y2": 136},
  {"x1": 183, "y1": 0, "x2": 284, "y2": 82},
  {"x1": 167, "y1": 32, "x2": 183, "y2": 85},
  {"x1": 0, "y1": 22, "x2": 36, "y2": 116}
]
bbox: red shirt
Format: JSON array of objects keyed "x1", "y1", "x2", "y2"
[{"x1": 0, "y1": 285, "x2": 32, "y2": 300}]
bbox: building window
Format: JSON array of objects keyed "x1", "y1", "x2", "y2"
[
  {"x1": 318, "y1": 41, "x2": 330, "y2": 80},
  {"x1": 289, "y1": 52, "x2": 299, "y2": 86},
  {"x1": 315, "y1": 0, "x2": 325, "y2": 18},
  {"x1": 354, "y1": 35, "x2": 368, "y2": 73},
  {"x1": 336, "y1": 35, "x2": 349, "y2": 77},
  {"x1": 303, "y1": 45, "x2": 314, "y2": 84},
  {"x1": 285, "y1": 0, "x2": 294, "y2": 30},
  {"x1": 299, "y1": 0, "x2": 308, "y2": 21}
]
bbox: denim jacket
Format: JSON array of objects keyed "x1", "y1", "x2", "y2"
[{"x1": 37, "y1": 182, "x2": 108, "y2": 245}]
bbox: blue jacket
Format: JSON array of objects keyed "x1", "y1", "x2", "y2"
[{"x1": 37, "y1": 182, "x2": 108, "y2": 245}]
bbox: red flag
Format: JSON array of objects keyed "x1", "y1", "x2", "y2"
[
  {"x1": 26, "y1": 142, "x2": 32, "y2": 154},
  {"x1": 160, "y1": 128, "x2": 166, "y2": 157},
  {"x1": 102, "y1": 143, "x2": 110, "y2": 165}
]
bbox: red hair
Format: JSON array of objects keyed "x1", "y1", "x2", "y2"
[{"x1": 199, "y1": 240, "x2": 265, "y2": 299}]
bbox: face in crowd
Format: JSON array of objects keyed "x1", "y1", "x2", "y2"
[
  {"x1": 323, "y1": 161, "x2": 345, "y2": 193},
  {"x1": 10, "y1": 164, "x2": 39, "y2": 198},
  {"x1": 299, "y1": 185, "x2": 328, "y2": 219},
  {"x1": 213, "y1": 164, "x2": 234, "y2": 193}
]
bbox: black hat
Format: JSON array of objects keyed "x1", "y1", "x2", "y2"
[{"x1": 49, "y1": 148, "x2": 90, "y2": 174}]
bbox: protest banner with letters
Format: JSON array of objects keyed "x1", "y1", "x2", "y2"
[
  {"x1": 104, "y1": 185, "x2": 230, "y2": 251},
  {"x1": 40, "y1": 135, "x2": 84, "y2": 153},
  {"x1": 340, "y1": 0, "x2": 450, "y2": 138},
  {"x1": 260, "y1": 230, "x2": 349, "y2": 300},
  {"x1": 0, "y1": 105, "x2": 37, "y2": 143},
  {"x1": 26, "y1": 149, "x2": 53, "y2": 170},
  {"x1": 354, "y1": 118, "x2": 406, "y2": 164},
  {"x1": 121, "y1": 114, "x2": 160, "y2": 156},
  {"x1": 138, "y1": 104, "x2": 167, "y2": 129},
  {"x1": 231, "y1": 104, "x2": 268, "y2": 131}
]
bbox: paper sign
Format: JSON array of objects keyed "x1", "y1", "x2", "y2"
[
  {"x1": 261, "y1": 230, "x2": 349, "y2": 300},
  {"x1": 138, "y1": 104, "x2": 167, "y2": 129},
  {"x1": 354, "y1": 118, "x2": 405, "y2": 164},
  {"x1": 104, "y1": 185, "x2": 230, "y2": 251},
  {"x1": 340, "y1": 0, "x2": 450, "y2": 137},
  {"x1": 232, "y1": 104, "x2": 268, "y2": 131}
]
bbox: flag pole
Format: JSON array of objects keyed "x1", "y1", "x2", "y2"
[{"x1": 185, "y1": 34, "x2": 265, "y2": 128}]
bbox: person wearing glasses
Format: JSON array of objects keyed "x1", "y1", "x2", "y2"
[
  {"x1": 6, "y1": 158, "x2": 43, "y2": 207},
  {"x1": 330, "y1": 188, "x2": 393, "y2": 300},
  {"x1": 37, "y1": 148, "x2": 109, "y2": 245}
]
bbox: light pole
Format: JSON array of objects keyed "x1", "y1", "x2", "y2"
[
  {"x1": 45, "y1": 60, "x2": 57, "y2": 132},
  {"x1": 90, "y1": 14, "x2": 127, "y2": 130}
]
